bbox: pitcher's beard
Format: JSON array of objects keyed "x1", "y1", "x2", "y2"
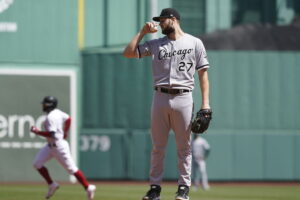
[{"x1": 162, "y1": 26, "x2": 175, "y2": 35}]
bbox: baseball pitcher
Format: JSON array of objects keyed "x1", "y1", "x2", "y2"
[{"x1": 123, "y1": 8, "x2": 211, "y2": 200}]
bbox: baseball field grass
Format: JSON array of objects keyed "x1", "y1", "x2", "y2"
[{"x1": 0, "y1": 182, "x2": 299, "y2": 200}]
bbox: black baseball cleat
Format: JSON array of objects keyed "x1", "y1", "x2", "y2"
[
  {"x1": 175, "y1": 185, "x2": 189, "y2": 200},
  {"x1": 142, "y1": 185, "x2": 161, "y2": 200}
]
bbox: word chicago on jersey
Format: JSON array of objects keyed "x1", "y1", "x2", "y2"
[{"x1": 158, "y1": 46, "x2": 193, "y2": 60}]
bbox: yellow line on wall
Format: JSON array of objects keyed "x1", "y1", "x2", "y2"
[{"x1": 78, "y1": 0, "x2": 85, "y2": 49}]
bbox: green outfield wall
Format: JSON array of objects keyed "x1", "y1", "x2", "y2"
[
  {"x1": 0, "y1": 0, "x2": 79, "y2": 64},
  {"x1": 80, "y1": 50, "x2": 300, "y2": 181},
  {"x1": 80, "y1": 129, "x2": 300, "y2": 181}
]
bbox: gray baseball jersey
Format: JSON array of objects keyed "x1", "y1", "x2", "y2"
[
  {"x1": 193, "y1": 137, "x2": 210, "y2": 159},
  {"x1": 138, "y1": 33, "x2": 209, "y2": 90}
]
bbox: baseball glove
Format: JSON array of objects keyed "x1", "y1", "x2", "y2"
[{"x1": 191, "y1": 109, "x2": 212, "y2": 134}]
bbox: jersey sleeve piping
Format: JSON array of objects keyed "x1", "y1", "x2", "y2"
[{"x1": 196, "y1": 64, "x2": 210, "y2": 70}]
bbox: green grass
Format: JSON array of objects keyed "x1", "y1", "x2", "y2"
[{"x1": 0, "y1": 182, "x2": 299, "y2": 200}]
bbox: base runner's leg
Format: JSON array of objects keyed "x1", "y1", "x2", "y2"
[
  {"x1": 37, "y1": 166, "x2": 53, "y2": 184},
  {"x1": 54, "y1": 140, "x2": 79, "y2": 175},
  {"x1": 33, "y1": 145, "x2": 53, "y2": 184},
  {"x1": 54, "y1": 140, "x2": 96, "y2": 199},
  {"x1": 73, "y1": 169, "x2": 96, "y2": 200},
  {"x1": 33, "y1": 145, "x2": 59, "y2": 199},
  {"x1": 74, "y1": 170, "x2": 89, "y2": 189}
]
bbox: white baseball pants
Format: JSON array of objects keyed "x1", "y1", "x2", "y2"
[{"x1": 33, "y1": 140, "x2": 78, "y2": 174}]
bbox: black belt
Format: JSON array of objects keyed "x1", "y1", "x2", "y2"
[
  {"x1": 48, "y1": 143, "x2": 57, "y2": 148},
  {"x1": 155, "y1": 87, "x2": 191, "y2": 95}
]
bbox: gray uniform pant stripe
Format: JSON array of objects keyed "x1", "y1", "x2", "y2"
[{"x1": 150, "y1": 91, "x2": 193, "y2": 186}]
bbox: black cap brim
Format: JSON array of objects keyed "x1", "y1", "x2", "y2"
[
  {"x1": 152, "y1": 16, "x2": 170, "y2": 22},
  {"x1": 152, "y1": 17, "x2": 160, "y2": 22}
]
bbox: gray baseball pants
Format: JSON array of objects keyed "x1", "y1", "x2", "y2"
[{"x1": 150, "y1": 90, "x2": 193, "y2": 186}]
